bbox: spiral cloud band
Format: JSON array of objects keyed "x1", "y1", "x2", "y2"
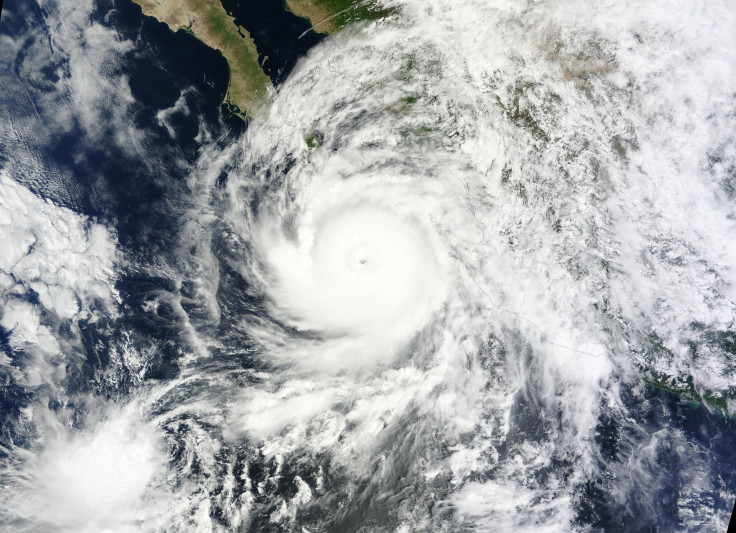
[
  {"x1": 222, "y1": 0, "x2": 736, "y2": 527},
  {"x1": 1, "y1": 0, "x2": 736, "y2": 530},
  {"x1": 262, "y1": 197, "x2": 445, "y2": 338}
]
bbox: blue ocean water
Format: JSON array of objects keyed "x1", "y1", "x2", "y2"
[{"x1": 0, "y1": 0, "x2": 735, "y2": 531}]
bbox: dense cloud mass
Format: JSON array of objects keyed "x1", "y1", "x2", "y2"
[{"x1": 1, "y1": 0, "x2": 736, "y2": 531}]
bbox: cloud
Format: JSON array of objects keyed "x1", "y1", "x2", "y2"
[{"x1": 0, "y1": 172, "x2": 119, "y2": 386}]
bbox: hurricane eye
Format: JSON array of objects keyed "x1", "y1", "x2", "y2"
[{"x1": 262, "y1": 203, "x2": 444, "y2": 336}]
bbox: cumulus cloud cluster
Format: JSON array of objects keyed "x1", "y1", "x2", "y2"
[
  {"x1": 1, "y1": 0, "x2": 736, "y2": 530},
  {"x1": 0, "y1": 172, "x2": 119, "y2": 387}
]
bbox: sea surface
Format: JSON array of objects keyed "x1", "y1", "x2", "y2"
[{"x1": 1, "y1": 0, "x2": 736, "y2": 531}]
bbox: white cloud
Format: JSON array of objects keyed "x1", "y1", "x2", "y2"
[{"x1": 0, "y1": 172, "x2": 119, "y2": 366}]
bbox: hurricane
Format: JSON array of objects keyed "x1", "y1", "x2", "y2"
[{"x1": 1, "y1": 0, "x2": 736, "y2": 531}]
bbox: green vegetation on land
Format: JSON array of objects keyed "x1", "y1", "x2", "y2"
[
  {"x1": 639, "y1": 327, "x2": 736, "y2": 413},
  {"x1": 132, "y1": 0, "x2": 269, "y2": 115},
  {"x1": 132, "y1": 0, "x2": 393, "y2": 116},
  {"x1": 305, "y1": 132, "x2": 321, "y2": 148},
  {"x1": 285, "y1": 0, "x2": 395, "y2": 33}
]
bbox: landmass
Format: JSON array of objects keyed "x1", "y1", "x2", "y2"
[
  {"x1": 131, "y1": 0, "x2": 269, "y2": 115},
  {"x1": 131, "y1": 0, "x2": 393, "y2": 116},
  {"x1": 284, "y1": 0, "x2": 394, "y2": 33},
  {"x1": 640, "y1": 327, "x2": 736, "y2": 414}
]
